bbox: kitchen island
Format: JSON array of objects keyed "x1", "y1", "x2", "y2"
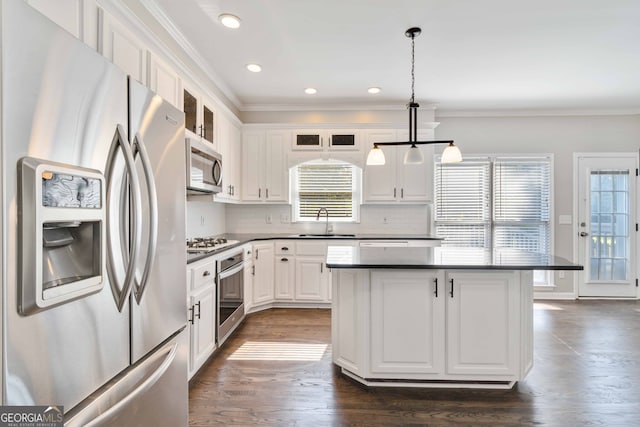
[{"x1": 327, "y1": 245, "x2": 582, "y2": 389}]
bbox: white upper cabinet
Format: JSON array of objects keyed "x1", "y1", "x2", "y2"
[
  {"x1": 215, "y1": 114, "x2": 241, "y2": 202},
  {"x1": 99, "y1": 8, "x2": 147, "y2": 85},
  {"x1": 183, "y1": 83, "x2": 217, "y2": 148},
  {"x1": 242, "y1": 130, "x2": 289, "y2": 203},
  {"x1": 148, "y1": 52, "x2": 182, "y2": 109},
  {"x1": 363, "y1": 129, "x2": 434, "y2": 203},
  {"x1": 292, "y1": 130, "x2": 361, "y2": 152}
]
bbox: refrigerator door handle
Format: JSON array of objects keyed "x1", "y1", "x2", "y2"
[
  {"x1": 131, "y1": 131, "x2": 158, "y2": 303},
  {"x1": 72, "y1": 338, "x2": 178, "y2": 427},
  {"x1": 105, "y1": 124, "x2": 142, "y2": 312}
]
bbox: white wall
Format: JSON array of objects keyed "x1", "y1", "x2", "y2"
[
  {"x1": 185, "y1": 200, "x2": 226, "y2": 238},
  {"x1": 436, "y1": 113, "x2": 640, "y2": 295},
  {"x1": 224, "y1": 204, "x2": 431, "y2": 236}
]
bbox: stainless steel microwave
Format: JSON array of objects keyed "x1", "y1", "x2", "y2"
[{"x1": 186, "y1": 138, "x2": 222, "y2": 194}]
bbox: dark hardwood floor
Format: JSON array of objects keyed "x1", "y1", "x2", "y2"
[{"x1": 189, "y1": 301, "x2": 640, "y2": 426}]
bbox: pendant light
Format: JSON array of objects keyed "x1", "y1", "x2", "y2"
[{"x1": 366, "y1": 27, "x2": 462, "y2": 166}]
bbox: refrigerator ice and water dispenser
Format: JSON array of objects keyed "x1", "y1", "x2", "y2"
[{"x1": 18, "y1": 157, "x2": 106, "y2": 314}]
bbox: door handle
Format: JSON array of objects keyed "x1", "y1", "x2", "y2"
[
  {"x1": 434, "y1": 278, "x2": 438, "y2": 298},
  {"x1": 105, "y1": 124, "x2": 142, "y2": 312},
  {"x1": 449, "y1": 278, "x2": 454, "y2": 298},
  {"x1": 131, "y1": 132, "x2": 158, "y2": 304},
  {"x1": 580, "y1": 232, "x2": 589, "y2": 237},
  {"x1": 79, "y1": 340, "x2": 178, "y2": 427}
]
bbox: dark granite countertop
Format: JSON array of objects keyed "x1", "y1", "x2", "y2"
[
  {"x1": 187, "y1": 233, "x2": 443, "y2": 264},
  {"x1": 326, "y1": 246, "x2": 583, "y2": 271}
]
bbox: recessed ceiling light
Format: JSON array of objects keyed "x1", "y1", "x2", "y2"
[
  {"x1": 246, "y1": 63, "x2": 262, "y2": 73},
  {"x1": 304, "y1": 88, "x2": 317, "y2": 95},
  {"x1": 218, "y1": 13, "x2": 241, "y2": 29},
  {"x1": 368, "y1": 87, "x2": 381, "y2": 94}
]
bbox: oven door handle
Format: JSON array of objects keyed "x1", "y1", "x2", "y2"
[{"x1": 218, "y1": 263, "x2": 244, "y2": 281}]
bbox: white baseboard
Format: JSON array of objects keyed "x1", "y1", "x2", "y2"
[{"x1": 534, "y1": 292, "x2": 576, "y2": 300}]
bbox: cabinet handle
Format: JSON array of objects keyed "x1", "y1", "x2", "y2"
[
  {"x1": 231, "y1": 185, "x2": 235, "y2": 196},
  {"x1": 321, "y1": 263, "x2": 323, "y2": 273},
  {"x1": 203, "y1": 270, "x2": 211, "y2": 277},
  {"x1": 255, "y1": 249, "x2": 259, "y2": 259},
  {"x1": 394, "y1": 188, "x2": 397, "y2": 198},
  {"x1": 321, "y1": 136, "x2": 324, "y2": 147},
  {"x1": 281, "y1": 246, "x2": 289, "y2": 251},
  {"x1": 188, "y1": 306, "x2": 194, "y2": 324},
  {"x1": 195, "y1": 301, "x2": 201, "y2": 319},
  {"x1": 252, "y1": 265, "x2": 255, "y2": 275},
  {"x1": 258, "y1": 188, "x2": 261, "y2": 198},
  {"x1": 281, "y1": 258, "x2": 289, "y2": 262},
  {"x1": 199, "y1": 124, "x2": 204, "y2": 138},
  {"x1": 449, "y1": 278, "x2": 454, "y2": 298},
  {"x1": 434, "y1": 278, "x2": 438, "y2": 298},
  {"x1": 401, "y1": 188, "x2": 404, "y2": 198},
  {"x1": 266, "y1": 188, "x2": 269, "y2": 198}
]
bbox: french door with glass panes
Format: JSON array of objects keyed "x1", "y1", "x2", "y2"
[{"x1": 576, "y1": 154, "x2": 638, "y2": 298}]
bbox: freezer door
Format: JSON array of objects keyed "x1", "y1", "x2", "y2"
[
  {"x1": 128, "y1": 79, "x2": 187, "y2": 363},
  {"x1": 64, "y1": 329, "x2": 188, "y2": 427},
  {"x1": 2, "y1": 1, "x2": 129, "y2": 410}
]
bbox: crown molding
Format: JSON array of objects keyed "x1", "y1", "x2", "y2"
[
  {"x1": 239, "y1": 102, "x2": 439, "y2": 112},
  {"x1": 241, "y1": 122, "x2": 440, "y2": 130},
  {"x1": 435, "y1": 107, "x2": 640, "y2": 118},
  {"x1": 137, "y1": 0, "x2": 243, "y2": 109}
]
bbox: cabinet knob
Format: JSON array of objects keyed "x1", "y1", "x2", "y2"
[
  {"x1": 281, "y1": 258, "x2": 289, "y2": 262},
  {"x1": 203, "y1": 270, "x2": 211, "y2": 277}
]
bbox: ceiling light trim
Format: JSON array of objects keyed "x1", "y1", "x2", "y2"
[{"x1": 218, "y1": 13, "x2": 241, "y2": 29}]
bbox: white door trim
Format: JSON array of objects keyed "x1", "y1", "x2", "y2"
[{"x1": 573, "y1": 152, "x2": 639, "y2": 299}]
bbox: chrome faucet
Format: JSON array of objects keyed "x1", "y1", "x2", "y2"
[{"x1": 316, "y1": 207, "x2": 330, "y2": 234}]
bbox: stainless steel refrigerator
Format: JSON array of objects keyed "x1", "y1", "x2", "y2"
[{"x1": 1, "y1": 2, "x2": 188, "y2": 425}]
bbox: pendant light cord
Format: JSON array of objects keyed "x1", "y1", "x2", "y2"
[{"x1": 410, "y1": 34, "x2": 415, "y2": 104}]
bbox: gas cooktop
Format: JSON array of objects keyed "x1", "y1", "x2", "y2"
[{"x1": 186, "y1": 237, "x2": 240, "y2": 253}]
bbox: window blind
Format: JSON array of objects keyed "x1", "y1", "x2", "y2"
[
  {"x1": 296, "y1": 162, "x2": 354, "y2": 219},
  {"x1": 493, "y1": 158, "x2": 551, "y2": 253},
  {"x1": 435, "y1": 159, "x2": 491, "y2": 247},
  {"x1": 435, "y1": 156, "x2": 551, "y2": 253}
]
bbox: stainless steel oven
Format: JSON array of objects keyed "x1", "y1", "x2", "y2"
[{"x1": 216, "y1": 249, "x2": 245, "y2": 345}]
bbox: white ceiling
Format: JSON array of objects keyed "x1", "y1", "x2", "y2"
[{"x1": 148, "y1": 0, "x2": 640, "y2": 114}]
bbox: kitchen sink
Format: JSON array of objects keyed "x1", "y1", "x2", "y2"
[{"x1": 296, "y1": 233, "x2": 356, "y2": 238}]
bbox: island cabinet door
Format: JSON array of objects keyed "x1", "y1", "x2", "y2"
[
  {"x1": 445, "y1": 271, "x2": 520, "y2": 377},
  {"x1": 370, "y1": 271, "x2": 445, "y2": 375}
]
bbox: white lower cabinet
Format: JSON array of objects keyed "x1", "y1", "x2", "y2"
[
  {"x1": 333, "y1": 268, "x2": 529, "y2": 386},
  {"x1": 252, "y1": 242, "x2": 275, "y2": 306},
  {"x1": 294, "y1": 257, "x2": 329, "y2": 301},
  {"x1": 187, "y1": 257, "x2": 217, "y2": 380},
  {"x1": 248, "y1": 240, "x2": 359, "y2": 312},
  {"x1": 445, "y1": 271, "x2": 519, "y2": 376},
  {"x1": 275, "y1": 255, "x2": 295, "y2": 300},
  {"x1": 370, "y1": 271, "x2": 444, "y2": 375},
  {"x1": 243, "y1": 245, "x2": 254, "y2": 313},
  {"x1": 188, "y1": 286, "x2": 216, "y2": 378}
]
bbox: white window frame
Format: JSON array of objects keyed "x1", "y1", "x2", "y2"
[
  {"x1": 435, "y1": 154, "x2": 555, "y2": 286},
  {"x1": 290, "y1": 159, "x2": 361, "y2": 223}
]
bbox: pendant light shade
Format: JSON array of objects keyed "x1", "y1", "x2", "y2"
[
  {"x1": 366, "y1": 145, "x2": 386, "y2": 165},
  {"x1": 365, "y1": 27, "x2": 462, "y2": 167},
  {"x1": 441, "y1": 143, "x2": 463, "y2": 164},
  {"x1": 403, "y1": 145, "x2": 424, "y2": 164}
]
